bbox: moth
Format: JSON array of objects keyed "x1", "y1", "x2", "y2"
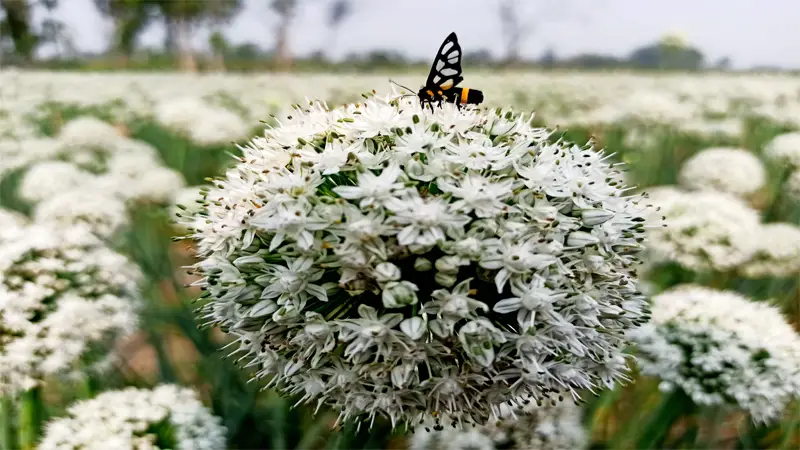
[{"x1": 394, "y1": 32, "x2": 484, "y2": 109}]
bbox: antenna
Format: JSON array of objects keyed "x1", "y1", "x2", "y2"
[{"x1": 389, "y1": 79, "x2": 417, "y2": 94}]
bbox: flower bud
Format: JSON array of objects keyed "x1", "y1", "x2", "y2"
[
  {"x1": 400, "y1": 317, "x2": 425, "y2": 340},
  {"x1": 435, "y1": 256, "x2": 463, "y2": 273},
  {"x1": 434, "y1": 271, "x2": 457, "y2": 287},
  {"x1": 382, "y1": 281, "x2": 419, "y2": 308},
  {"x1": 567, "y1": 231, "x2": 600, "y2": 248},
  {"x1": 414, "y1": 257, "x2": 433, "y2": 272},
  {"x1": 581, "y1": 208, "x2": 615, "y2": 226},
  {"x1": 374, "y1": 262, "x2": 402, "y2": 283}
]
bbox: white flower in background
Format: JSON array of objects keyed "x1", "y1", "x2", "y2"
[
  {"x1": 764, "y1": 131, "x2": 800, "y2": 169},
  {"x1": 39, "y1": 385, "x2": 227, "y2": 450},
  {"x1": 645, "y1": 188, "x2": 760, "y2": 271},
  {"x1": 57, "y1": 116, "x2": 122, "y2": 151},
  {"x1": 19, "y1": 161, "x2": 95, "y2": 204},
  {"x1": 125, "y1": 166, "x2": 187, "y2": 204},
  {"x1": 0, "y1": 224, "x2": 141, "y2": 394},
  {"x1": 677, "y1": 147, "x2": 766, "y2": 197},
  {"x1": 170, "y1": 185, "x2": 208, "y2": 231},
  {"x1": 411, "y1": 399, "x2": 587, "y2": 450},
  {"x1": 33, "y1": 188, "x2": 130, "y2": 239},
  {"x1": 155, "y1": 97, "x2": 250, "y2": 146},
  {"x1": 90, "y1": 162, "x2": 186, "y2": 205},
  {"x1": 185, "y1": 93, "x2": 649, "y2": 428},
  {"x1": 738, "y1": 223, "x2": 800, "y2": 278},
  {"x1": 629, "y1": 285, "x2": 800, "y2": 423},
  {"x1": 0, "y1": 137, "x2": 62, "y2": 176},
  {"x1": 0, "y1": 208, "x2": 28, "y2": 242}
]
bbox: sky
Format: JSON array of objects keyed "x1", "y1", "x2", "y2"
[{"x1": 37, "y1": 0, "x2": 800, "y2": 68}]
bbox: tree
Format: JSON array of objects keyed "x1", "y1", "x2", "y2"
[
  {"x1": 39, "y1": 18, "x2": 74, "y2": 59},
  {"x1": 93, "y1": 0, "x2": 157, "y2": 65},
  {"x1": 0, "y1": 0, "x2": 36, "y2": 62},
  {"x1": 497, "y1": 0, "x2": 585, "y2": 66},
  {"x1": 270, "y1": 0, "x2": 297, "y2": 71},
  {"x1": 154, "y1": 0, "x2": 241, "y2": 71},
  {"x1": 628, "y1": 41, "x2": 705, "y2": 71},
  {"x1": 208, "y1": 30, "x2": 228, "y2": 71},
  {"x1": 324, "y1": 0, "x2": 351, "y2": 58}
]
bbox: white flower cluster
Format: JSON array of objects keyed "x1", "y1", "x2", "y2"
[
  {"x1": 677, "y1": 147, "x2": 765, "y2": 197},
  {"x1": 738, "y1": 223, "x2": 800, "y2": 278},
  {"x1": 58, "y1": 116, "x2": 125, "y2": 153},
  {"x1": 629, "y1": 285, "x2": 800, "y2": 423},
  {"x1": 19, "y1": 160, "x2": 90, "y2": 204},
  {"x1": 39, "y1": 384, "x2": 227, "y2": 450},
  {"x1": 15, "y1": 116, "x2": 185, "y2": 207},
  {"x1": 0, "y1": 208, "x2": 28, "y2": 242},
  {"x1": 644, "y1": 188, "x2": 760, "y2": 271},
  {"x1": 410, "y1": 399, "x2": 586, "y2": 450},
  {"x1": 0, "y1": 137, "x2": 62, "y2": 177},
  {"x1": 154, "y1": 97, "x2": 251, "y2": 146},
  {"x1": 186, "y1": 94, "x2": 649, "y2": 428},
  {"x1": 0, "y1": 224, "x2": 141, "y2": 394},
  {"x1": 33, "y1": 188, "x2": 130, "y2": 239}
]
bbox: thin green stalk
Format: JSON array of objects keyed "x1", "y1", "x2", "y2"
[
  {"x1": 634, "y1": 390, "x2": 694, "y2": 450},
  {"x1": 0, "y1": 396, "x2": 15, "y2": 450},
  {"x1": 18, "y1": 387, "x2": 44, "y2": 450}
]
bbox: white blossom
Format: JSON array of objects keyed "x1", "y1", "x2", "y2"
[
  {"x1": 19, "y1": 161, "x2": 94, "y2": 204},
  {"x1": 629, "y1": 285, "x2": 800, "y2": 423},
  {"x1": 39, "y1": 385, "x2": 227, "y2": 450},
  {"x1": 0, "y1": 224, "x2": 141, "y2": 394},
  {"x1": 677, "y1": 147, "x2": 766, "y2": 197},
  {"x1": 33, "y1": 188, "x2": 130, "y2": 239},
  {"x1": 0, "y1": 208, "x2": 27, "y2": 242},
  {"x1": 57, "y1": 116, "x2": 123, "y2": 152},
  {"x1": 644, "y1": 188, "x2": 760, "y2": 271},
  {"x1": 184, "y1": 93, "x2": 649, "y2": 428},
  {"x1": 738, "y1": 223, "x2": 800, "y2": 278}
]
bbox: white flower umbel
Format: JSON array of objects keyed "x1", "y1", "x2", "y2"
[
  {"x1": 0, "y1": 137, "x2": 62, "y2": 177},
  {"x1": 0, "y1": 208, "x2": 28, "y2": 242},
  {"x1": 33, "y1": 188, "x2": 130, "y2": 239},
  {"x1": 58, "y1": 116, "x2": 123, "y2": 152},
  {"x1": 411, "y1": 399, "x2": 587, "y2": 450},
  {"x1": 0, "y1": 224, "x2": 141, "y2": 394},
  {"x1": 738, "y1": 223, "x2": 800, "y2": 278},
  {"x1": 19, "y1": 161, "x2": 94, "y2": 204},
  {"x1": 677, "y1": 147, "x2": 765, "y2": 197},
  {"x1": 645, "y1": 188, "x2": 760, "y2": 271},
  {"x1": 185, "y1": 94, "x2": 649, "y2": 428},
  {"x1": 764, "y1": 132, "x2": 800, "y2": 169},
  {"x1": 629, "y1": 285, "x2": 800, "y2": 423},
  {"x1": 155, "y1": 97, "x2": 250, "y2": 146},
  {"x1": 39, "y1": 385, "x2": 227, "y2": 450}
]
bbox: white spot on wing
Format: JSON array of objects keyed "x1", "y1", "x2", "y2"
[
  {"x1": 441, "y1": 42, "x2": 454, "y2": 54},
  {"x1": 436, "y1": 61, "x2": 445, "y2": 70},
  {"x1": 441, "y1": 68, "x2": 458, "y2": 76}
]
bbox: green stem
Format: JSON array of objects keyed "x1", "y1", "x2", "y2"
[
  {"x1": 18, "y1": 387, "x2": 44, "y2": 450},
  {"x1": 0, "y1": 396, "x2": 15, "y2": 450},
  {"x1": 634, "y1": 390, "x2": 694, "y2": 450}
]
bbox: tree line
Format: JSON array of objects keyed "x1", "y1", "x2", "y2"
[{"x1": 0, "y1": 0, "x2": 746, "y2": 72}]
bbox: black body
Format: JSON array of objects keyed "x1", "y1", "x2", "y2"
[{"x1": 417, "y1": 32, "x2": 484, "y2": 109}]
